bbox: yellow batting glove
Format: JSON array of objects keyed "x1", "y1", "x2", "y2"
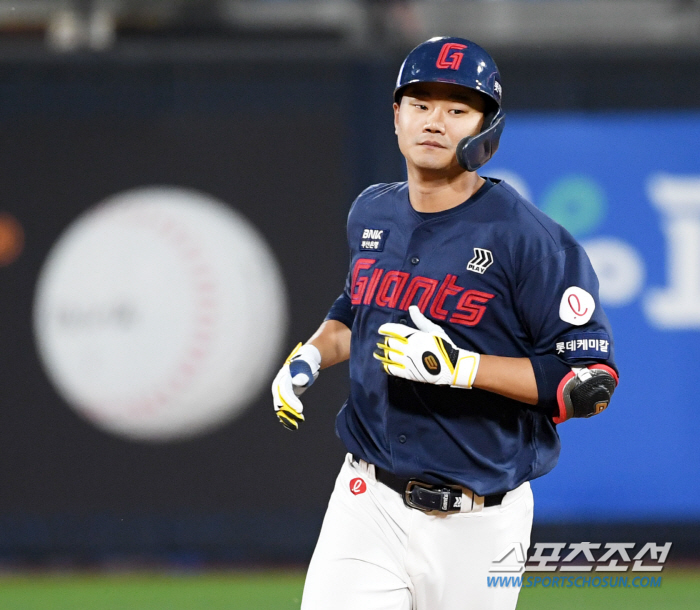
[
  {"x1": 271, "y1": 342, "x2": 321, "y2": 430},
  {"x1": 374, "y1": 306, "x2": 480, "y2": 389}
]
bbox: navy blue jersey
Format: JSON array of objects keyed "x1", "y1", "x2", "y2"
[{"x1": 327, "y1": 179, "x2": 617, "y2": 495}]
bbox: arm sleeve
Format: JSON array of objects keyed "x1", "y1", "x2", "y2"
[
  {"x1": 516, "y1": 245, "x2": 618, "y2": 413},
  {"x1": 325, "y1": 290, "x2": 354, "y2": 329},
  {"x1": 529, "y1": 354, "x2": 574, "y2": 414},
  {"x1": 325, "y1": 185, "x2": 380, "y2": 331},
  {"x1": 325, "y1": 256, "x2": 356, "y2": 329}
]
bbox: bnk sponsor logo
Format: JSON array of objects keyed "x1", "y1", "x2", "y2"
[{"x1": 360, "y1": 228, "x2": 388, "y2": 252}]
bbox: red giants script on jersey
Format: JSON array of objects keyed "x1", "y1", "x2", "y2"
[
  {"x1": 351, "y1": 258, "x2": 494, "y2": 327},
  {"x1": 349, "y1": 478, "x2": 367, "y2": 495},
  {"x1": 436, "y1": 43, "x2": 467, "y2": 70}
]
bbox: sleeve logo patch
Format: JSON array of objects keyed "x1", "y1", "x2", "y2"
[
  {"x1": 555, "y1": 332, "x2": 610, "y2": 361},
  {"x1": 559, "y1": 286, "x2": 595, "y2": 326},
  {"x1": 360, "y1": 228, "x2": 389, "y2": 251}
]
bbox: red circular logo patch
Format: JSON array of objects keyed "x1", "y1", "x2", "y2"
[
  {"x1": 349, "y1": 478, "x2": 367, "y2": 495},
  {"x1": 568, "y1": 293, "x2": 588, "y2": 317}
]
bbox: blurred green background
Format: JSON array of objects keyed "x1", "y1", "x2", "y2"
[{"x1": 0, "y1": 569, "x2": 698, "y2": 609}]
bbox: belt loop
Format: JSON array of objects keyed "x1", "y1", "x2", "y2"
[
  {"x1": 470, "y1": 491, "x2": 484, "y2": 513},
  {"x1": 460, "y1": 489, "x2": 473, "y2": 513},
  {"x1": 460, "y1": 488, "x2": 485, "y2": 514},
  {"x1": 350, "y1": 453, "x2": 376, "y2": 482},
  {"x1": 367, "y1": 461, "x2": 376, "y2": 482}
]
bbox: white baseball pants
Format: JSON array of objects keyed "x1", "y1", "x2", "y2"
[{"x1": 301, "y1": 453, "x2": 533, "y2": 610}]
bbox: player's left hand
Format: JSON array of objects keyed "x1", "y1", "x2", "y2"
[{"x1": 374, "y1": 306, "x2": 481, "y2": 389}]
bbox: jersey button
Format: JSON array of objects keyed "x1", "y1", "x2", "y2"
[
  {"x1": 398, "y1": 318, "x2": 407, "y2": 324},
  {"x1": 398, "y1": 434, "x2": 407, "y2": 443},
  {"x1": 410, "y1": 256, "x2": 420, "y2": 265}
]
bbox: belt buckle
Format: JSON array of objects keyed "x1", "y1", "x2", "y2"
[
  {"x1": 403, "y1": 480, "x2": 424, "y2": 511},
  {"x1": 404, "y1": 480, "x2": 461, "y2": 514}
]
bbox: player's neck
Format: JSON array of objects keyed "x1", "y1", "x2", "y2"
[{"x1": 406, "y1": 167, "x2": 485, "y2": 214}]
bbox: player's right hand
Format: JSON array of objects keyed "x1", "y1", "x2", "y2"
[
  {"x1": 374, "y1": 306, "x2": 480, "y2": 389},
  {"x1": 271, "y1": 343, "x2": 321, "y2": 430}
]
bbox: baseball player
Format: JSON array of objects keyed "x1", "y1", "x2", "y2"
[{"x1": 272, "y1": 36, "x2": 618, "y2": 610}]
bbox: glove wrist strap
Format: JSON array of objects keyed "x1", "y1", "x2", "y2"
[
  {"x1": 451, "y1": 351, "x2": 481, "y2": 389},
  {"x1": 295, "y1": 344, "x2": 322, "y2": 373}
]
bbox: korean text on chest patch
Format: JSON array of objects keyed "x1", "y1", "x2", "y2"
[{"x1": 359, "y1": 228, "x2": 389, "y2": 252}]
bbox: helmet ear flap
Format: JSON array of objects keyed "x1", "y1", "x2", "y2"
[{"x1": 456, "y1": 110, "x2": 506, "y2": 172}]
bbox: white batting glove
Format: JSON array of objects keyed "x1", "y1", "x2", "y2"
[
  {"x1": 271, "y1": 343, "x2": 321, "y2": 430},
  {"x1": 374, "y1": 306, "x2": 481, "y2": 389}
]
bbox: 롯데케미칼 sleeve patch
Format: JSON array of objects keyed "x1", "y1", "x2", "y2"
[{"x1": 554, "y1": 331, "x2": 610, "y2": 361}]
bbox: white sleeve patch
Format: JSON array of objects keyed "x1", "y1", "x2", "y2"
[{"x1": 559, "y1": 286, "x2": 595, "y2": 326}]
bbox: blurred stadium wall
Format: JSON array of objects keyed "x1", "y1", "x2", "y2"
[{"x1": 0, "y1": 0, "x2": 699, "y2": 566}]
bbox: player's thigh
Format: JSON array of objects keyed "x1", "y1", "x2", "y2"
[
  {"x1": 302, "y1": 554, "x2": 412, "y2": 610},
  {"x1": 301, "y1": 455, "x2": 412, "y2": 610},
  {"x1": 407, "y1": 482, "x2": 534, "y2": 610}
]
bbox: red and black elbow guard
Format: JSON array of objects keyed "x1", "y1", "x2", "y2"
[{"x1": 554, "y1": 364, "x2": 618, "y2": 424}]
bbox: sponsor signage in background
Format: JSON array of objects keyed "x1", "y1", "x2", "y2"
[{"x1": 489, "y1": 113, "x2": 700, "y2": 520}]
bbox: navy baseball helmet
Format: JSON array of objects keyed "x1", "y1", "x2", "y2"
[{"x1": 394, "y1": 36, "x2": 505, "y2": 172}]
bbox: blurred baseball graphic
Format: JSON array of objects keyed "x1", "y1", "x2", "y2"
[{"x1": 34, "y1": 186, "x2": 287, "y2": 441}]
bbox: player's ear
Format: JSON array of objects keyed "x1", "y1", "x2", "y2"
[{"x1": 393, "y1": 102, "x2": 400, "y2": 134}]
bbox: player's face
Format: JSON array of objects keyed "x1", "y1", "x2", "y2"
[{"x1": 394, "y1": 82, "x2": 486, "y2": 173}]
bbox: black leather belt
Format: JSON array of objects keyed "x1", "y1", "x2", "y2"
[{"x1": 353, "y1": 455, "x2": 505, "y2": 514}]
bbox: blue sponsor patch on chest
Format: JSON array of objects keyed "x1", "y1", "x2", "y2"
[
  {"x1": 555, "y1": 332, "x2": 610, "y2": 361},
  {"x1": 360, "y1": 228, "x2": 389, "y2": 251}
]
